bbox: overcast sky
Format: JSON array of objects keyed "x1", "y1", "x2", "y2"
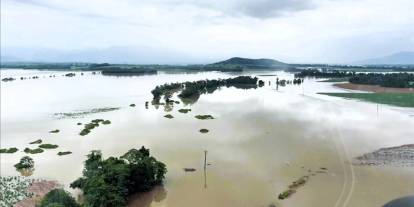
[{"x1": 1, "y1": 0, "x2": 414, "y2": 63}]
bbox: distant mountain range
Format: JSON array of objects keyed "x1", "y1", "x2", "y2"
[
  {"x1": 209, "y1": 57, "x2": 288, "y2": 69},
  {"x1": 354, "y1": 51, "x2": 414, "y2": 65}
]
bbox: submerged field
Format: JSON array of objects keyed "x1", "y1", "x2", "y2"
[{"x1": 1, "y1": 69, "x2": 413, "y2": 207}]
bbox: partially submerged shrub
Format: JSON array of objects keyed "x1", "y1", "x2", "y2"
[
  {"x1": 0, "y1": 147, "x2": 18, "y2": 153},
  {"x1": 24, "y1": 148, "x2": 44, "y2": 154},
  {"x1": 39, "y1": 189, "x2": 79, "y2": 207},
  {"x1": 199, "y1": 129, "x2": 209, "y2": 133},
  {"x1": 39, "y1": 144, "x2": 59, "y2": 149},
  {"x1": 195, "y1": 115, "x2": 214, "y2": 120},
  {"x1": 29, "y1": 139, "x2": 42, "y2": 144},
  {"x1": 14, "y1": 156, "x2": 34, "y2": 170},
  {"x1": 178, "y1": 109, "x2": 191, "y2": 113},
  {"x1": 49, "y1": 129, "x2": 60, "y2": 133},
  {"x1": 164, "y1": 114, "x2": 174, "y2": 119},
  {"x1": 57, "y1": 151, "x2": 72, "y2": 156},
  {"x1": 102, "y1": 120, "x2": 111, "y2": 125}
]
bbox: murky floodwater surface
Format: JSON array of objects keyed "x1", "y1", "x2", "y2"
[{"x1": 1, "y1": 69, "x2": 413, "y2": 207}]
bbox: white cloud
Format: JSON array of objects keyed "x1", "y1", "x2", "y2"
[{"x1": 1, "y1": 0, "x2": 413, "y2": 63}]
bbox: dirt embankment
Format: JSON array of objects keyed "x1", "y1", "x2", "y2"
[
  {"x1": 353, "y1": 144, "x2": 414, "y2": 167},
  {"x1": 14, "y1": 180, "x2": 61, "y2": 207},
  {"x1": 334, "y1": 83, "x2": 414, "y2": 93}
]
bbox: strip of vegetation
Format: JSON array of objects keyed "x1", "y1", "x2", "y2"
[
  {"x1": 54, "y1": 107, "x2": 120, "y2": 119},
  {"x1": 101, "y1": 68, "x2": 157, "y2": 76},
  {"x1": 29, "y1": 139, "x2": 42, "y2": 144},
  {"x1": 349, "y1": 73, "x2": 414, "y2": 88},
  {"x1": 24, "y1": 148, "x2": 44, "y2": 154},
  {"x1": 195, "y1": 115, "x2": 214, "y2": 120},
  {"x1": 295, "y1": 69, "x2": 355, "y2": 78},
  {"x1": 58, "y1": 151, "x2": 73, "y2": 156},
  {"x1": 79, "y1": 119, "x2": 112, "y2": 136},
  {"x1": 319, "y1": 93, "x2": 414, "y2": 107},
  {"x1": 0, "y1": 147, "x2": 18, "y2": 153},
  {"x1": 70, "y1": 147, "x2": 166, "y2": 207},
  {"x1": 278, "y1": 176, "x2": 309, "y2": 200},
  {"x1": 151, "y1": 76, "x2": 261, "y2": 104},
  {"x1": 178, "y1": 108, "x2": 191, "y2": 113},
  {"x1": 49, "y1": 129, "x2": 60, "y2": 133},
  {"x1": 39, "y1": 144, "x2": 59, "y2": 149}
]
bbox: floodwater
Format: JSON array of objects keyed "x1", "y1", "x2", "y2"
[{"x1": 1, "y1": 69, "x2": 414, "y2": 207}]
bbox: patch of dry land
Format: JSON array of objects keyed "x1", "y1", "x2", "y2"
[
  {"x1": 15, "y1": 180, "x2": 61, "y2": 207},
  {"x1": 334, "y1": 83, "x2": 414, "y2": 93},
  {"x1": 353, "y1": 144, "x2": 414, "y2": 167}
]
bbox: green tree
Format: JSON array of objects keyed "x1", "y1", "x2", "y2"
[{"x1": 40, "y1": 189, "x2": 79, "y2": 207}]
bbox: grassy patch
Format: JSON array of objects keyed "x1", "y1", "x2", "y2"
[
  {"x1": 178, "y1": 109, "x2": 191, "y2": 113},
  {"x1": 79, "y1": 119, "x2": 111, "y2": 136},
  {"x1": 39, "y1": 144, "x2": 59, "y2": 149},
  {"x1": 29, "y1": 139, "x2": 42, "y2": 144},
  {"x1": 195, "y1": 115, "x2": 214, "y2": 120},
  {"x1": 24, "y1": 148, "x2": 44, "y2": 154},
  {"x1": 319, "y1": 92, "x2": 414, "y2": 107},
  {"x1": 0, "y1": 147, "x2": 18, "y2": 153},
  {"x1": 58, "y1": 151, "x2": 72, "y2": 156},
  {"x1": 102, "y1": 120, "x2": 111, "y2": 125}
]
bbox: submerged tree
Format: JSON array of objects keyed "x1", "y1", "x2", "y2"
[
  {"x1": 70, "y1": 147, "x2": 166, "y2": 207},
  {"x1": 14, "y1": 156, "x2": 35, "y2": 176}
]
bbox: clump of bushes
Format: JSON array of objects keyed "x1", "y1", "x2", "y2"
[
  {"x1": 29, "y1": 139, "x2": 42, "y2": 144},
  {"x1": 79, "y1": 119, "x2": 111, "y2": 136},
  {"x1": 14, "y1": 156, "x2": 34, "y2": 171},
  {"x1": 24, "y1": 148, "x2": 44, "y2": 154},
  {"x1": 130, "y1": 104, "x2": 136, "y2": 107},
  {"x1": 70, "y1": 147, "x2": 166, "y2": 207},
  {"x1": 39, "y1": 144, "x2": 59, "y2": 149},
  {"x1": 199, "y1": 129, "x2": 209, "y2": 133},
  {"x1": 39, "y1": 189, "x2": 79, "y2": 207},
  {"x1": 164, "y1": 114, "x2": 174, "y2": 119},
  {"x1": 49, "y1": 129, "x2": 60, "y2": 133},
  {"x1": 178, "y1": 109, "x2": 191, "y2": 113},
  {"x1": 195, "y1": 115, "x2": 214, "y2": 120},
  {"x1": 0, "y1": 147, "x2": 18, "y2": 153},
  {"x1": 57, "y1": 151, "x2": 72, "y2": 156}
]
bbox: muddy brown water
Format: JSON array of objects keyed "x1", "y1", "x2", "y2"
[{"x1": 1, "y1": 69, "x2": 414, "y2": 207}]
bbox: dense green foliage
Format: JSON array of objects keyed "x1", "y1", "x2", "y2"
[
  {"x1": 79, "y1": 119, "x2": 111, "y2": 136},
  {"x1": 151, "y1": 76, "x2": 260, "y2": 102},
  {"x1": 40, "y1": 189, "x2": 79, "y2": 207},
  {"x1": 295, "y1": 69, "x2": 354, "y2": 78},
  {"x1": 319, "y1": 93, "x2": 414, "y2": 107},
  {"x1": 14, "y1": 156, "x2": 34, "y2": 170},
  {"x1": 0, "y1": 147, "x2": 18, "y2": 153},
  {"x1": 70, "y1": 147, "x2": 166, "y2": 207},
  {"x1": 349, "y1": 73, "x2": 414, "y2": 88}
]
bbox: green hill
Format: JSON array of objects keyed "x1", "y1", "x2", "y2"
[{"x1": 209, "y1": 57, "x2": 288, "y2": 69}]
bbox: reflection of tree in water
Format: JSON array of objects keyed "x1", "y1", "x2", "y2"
[
  {"x1": 17, "y1": 168, "x2": 35, "y2": 177},
  {"x1": 127, "y1": 185, "x2": 167, "y2": 207}
]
